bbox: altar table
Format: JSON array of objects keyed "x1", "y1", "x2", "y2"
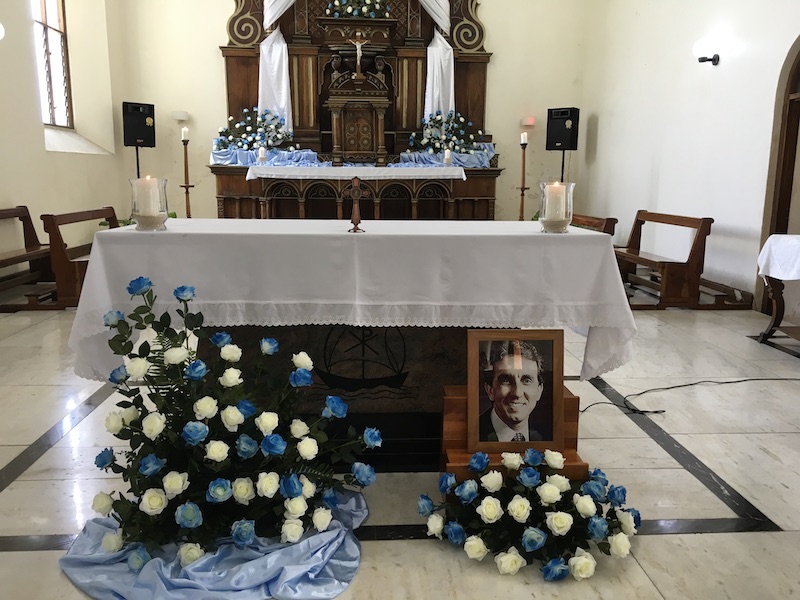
[
  {"x1": 68, "y1": 219, "x2": 636, "y2": 381},
  {"x1": 757, "y1": 234, "x2": 800, "y2": 342}
]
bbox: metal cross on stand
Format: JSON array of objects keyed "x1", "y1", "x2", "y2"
[{"x1": 344, "y1": 177, "x2": 368, "y2": 233}]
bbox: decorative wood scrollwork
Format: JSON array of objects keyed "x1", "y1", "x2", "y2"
[
  {"x1": 227, "y1": 0, "x2": 263, "y2": 47},
  {"x1": 451, "y1": 0, "x2": 486, "y2": 52}
]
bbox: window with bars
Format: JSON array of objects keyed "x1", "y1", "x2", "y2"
[{"x1": 31, "y1": 0, "x2": 73, "y2": 128}]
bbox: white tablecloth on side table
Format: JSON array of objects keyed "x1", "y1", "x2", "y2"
[
  {"x1": 69, "y1": 219, "x2": 636, "y2": 382},
  {"x1": 757, "y1": 234, "x2": 800, "y2": 280}
]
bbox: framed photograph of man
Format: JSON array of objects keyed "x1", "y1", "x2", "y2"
[{"x1": 466, "y1": 330, "x2": 564, "y2": 452}]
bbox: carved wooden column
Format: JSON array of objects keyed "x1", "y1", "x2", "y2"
[
  {"x1": 331, "y1": 107, "x2": 343, "y2": 166},
  {"x1": 376, "y1": 108, "x2": 387, "y2": 166},
  {"x1": 411, "y1": 198, "x2": 419, "y2": 220}
]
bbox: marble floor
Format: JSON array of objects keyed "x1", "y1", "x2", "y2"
[{"x1": 0, "y1": 307, "x2": 799, "y2": 599}]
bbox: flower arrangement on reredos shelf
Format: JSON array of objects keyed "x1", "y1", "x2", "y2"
[{"x1": 59, "y1": 277, "x2": 381, "y2": 599}]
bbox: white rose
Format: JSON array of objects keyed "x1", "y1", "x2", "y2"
[
  {"x1": 547, "y1": 474, "x2": 571, "y2": 493},
  {"x1": 546, "y1": 511, "x2": 574, "y2": 536},
  {"x1": 501, "y1": 452, "x2": 523, "y2": 470},
  {"x1": 139, "y1": 488, "x2": 168, "y2": 516},
  {"x1": 220, "y1": 344, "x2": 242, "y2": 363},
  {"x1": 178, "y1": 543, "x2": 204, "y2": 567},
  {"x1": 507, "y1": 495, "x2": 532, "y2": 523},
  {"x1": 193, "y1": 396, "x2": 218, "y2": 420},
  {"x1": 480, "y1": 470, "x2": 503, "y2": 493},
  {"x1": 476, "y1": 496, "x2": 504, "y2": 524},
  {"x1": 104, "y1": 411, "x2": 123, "y2": 435},
  {"x1": 297, "y1": 437, "x2": 319, "y2": 460},
  {"x1": 426, "y1": 513, "x2": 444, "y2": 539},
  {"x1": 609, "y1": 532, "x2": 632, "y2": 558},
  {"x1": 219, "y1": 367, "x2": 243, "y2": 388},
  {"x1": 290, "y1": 419, "x2": 310, "y2": 439},
  {"x1": 568, "y1": 548, "x2": 597, "y2": 580},
  {"x1": 233, "y1": 477, "x2": 256, "y2": 505},
  {"x1": 126, "y1": 357, "x2": 151, "y2": 380},
  {"x1": 92, "y1": 492, "x2": 114, "y2": 516},
  {"x1": 101, "y1": 530, "x2": 123, "y2": 553},
  {"x1": 291, "y1": 351, "x2": 314, "y2": 371},
  {"x1": 284, "y1": 496, "x2": 308, "y2": 519},
  {"x1": 463, "y1": 535, "x2": 489, "y2": 561},
  {"x1": 536, "y1": 482, "x2": 562, "y2": 505},
  {"x1": 205, "y1": 440, "x2": 230, "y2": 462},
  {"x1": 312, "y1": 507, "x2": 332, "y2": 532},
  {"x1": 162, "y1": 471, "x2": 189, "y2": 500},
  {"x1": 141, "y1": 412, "x2": 166, "y2": 440},
  {"x1": 495, "y1": 546, "x2": 527, "y2": 575},
  {"x1": 255, "y1": 411, "x2": 279, "y2": 435},
  {"x1": 120, "y1": 406, "x2": 139, "y2": 425},
  {"x1": 281, "y1": 519, "x2": 304, "y2": 543},
  {"x1": 616, "y1": 508, "x2": 638, "y2": 536},
  {"x1": 299, "y1": 474, "x2": 316, "y2": 499},
  {"x1": 220, "y1": 406, "x2": 244, "y2": 432},
  {"x1": 164, "y1": 346, "x2": 190, "y2": 365},
  {"x1": 573, "y1": 494, "x2": 597, "y2": 518},
  {"x1": 544, "y1": 449, "x2": 565, "y2": 469},
  {"x1": 257, "y1": 472, "x2": 280, "y2": 498}
]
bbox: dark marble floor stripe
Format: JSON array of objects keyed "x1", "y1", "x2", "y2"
[
  {"x1": 746, "y1": 335, "x2": 800, "y2": 359},
  {"x1": 638, "y1": 517, "x2": 781, "y2": 535},
  {"x1": 0, "y1": 384, "x2": 115, "y2": 493},
  {"x1": 0, "y1": 534, "x2": 77, "y2": 552}
]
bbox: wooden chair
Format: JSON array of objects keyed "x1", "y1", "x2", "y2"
[
  {"x1": 41, "y1": 207, "x2": 119, "y2": 309},
  {"x1": 571, "y1": 214, "x2": 618, "y2": 235}
]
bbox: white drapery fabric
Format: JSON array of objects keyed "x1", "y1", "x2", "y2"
[
  {"x1": 263, "y1": 0, "x2": 295, "y2": 30},
  {"x1": 423, "y1": 30, "x2": 455, "y2": 120},
  {"x1": 258, "y1": 27, "x2": 294, "y2": 134},
  {"x1": 418, "y1": 0, "x2": 450, "y2": 35}
]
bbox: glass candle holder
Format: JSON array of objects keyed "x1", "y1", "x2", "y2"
[
  {"x1": 539, "y1": 181, "x2": 575, "y2": 233},
  {"x1": 130, "y1": 177, "x2": 168, "y2": 231}
]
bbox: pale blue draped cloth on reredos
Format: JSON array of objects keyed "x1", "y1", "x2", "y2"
[{"x1": 60, "y1": 491, "x2": 368, "y2": 600}]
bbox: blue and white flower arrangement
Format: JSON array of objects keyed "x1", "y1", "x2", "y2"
[
  {"x1": 418, "y1": 450, "x2": 640, "y2": 580},
  {"x1": 92, "y1": 278, "x2": 380, "y2": 568},
  {"x1": 325, "y1": 0, "x2": 390, "y2": 18},
  {"x1": 213, "y1": 107, "x2": 295, "y2": 151},
  {"x1": 408, "y1": 110, "x2": 486, "y2": 155}
]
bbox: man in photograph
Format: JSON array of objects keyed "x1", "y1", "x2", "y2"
[{"x1": 479, "y1": 340, "x2": 549, "y2": 442}]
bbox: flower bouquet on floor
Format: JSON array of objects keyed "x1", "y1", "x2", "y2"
[
  {"x1": 418, "y1": 449, "x2": 640, "y2": 581},
  {"x1": 61, "y1": 277, "x2": 381, "y2": 599}
]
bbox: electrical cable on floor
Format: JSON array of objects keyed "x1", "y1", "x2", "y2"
[{"x1": 581, "y1": 377, "x2": 800, "y2": 415}]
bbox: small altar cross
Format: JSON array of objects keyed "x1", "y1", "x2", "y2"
[{"x1": 343, "y1": 177, "x2": 369, "y2": 233}]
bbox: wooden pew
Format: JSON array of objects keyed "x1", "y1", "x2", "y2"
[
  {"x1": 0, "y1": 206, "x2": 56, "y2": 312},
  {"x1": 41, "y1": 207, "x2": 119, "y2": 309},
  {"x1": 571, "y1": 214, "x2": 617, "y2": 235},
  {"x1": 615, "y1": 210, "x2": 713, "y2": 309}
]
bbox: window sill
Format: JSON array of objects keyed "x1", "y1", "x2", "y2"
[{"x1": 44, "y1": 126, "x2": 111, "y2": 155}]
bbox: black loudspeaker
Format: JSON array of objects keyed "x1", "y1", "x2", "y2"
[
  {"x1": 546, "y1": 107, "x2": 579, "y2": 151},
  {"x1": 122, "y1": 102, "x2": 156, "y2": 148}
]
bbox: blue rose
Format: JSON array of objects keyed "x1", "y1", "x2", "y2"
[
  {"x1": 206, "y1": 478, "x2": 233, "y2": 503},
  {"x1": 95, "y1": 448, "x2": 114, "y2": 469},
  {"x1": 587, "y1": 515, "x2": 609, "y2": 540},
  {"x1": 231, "y1": 519, "x2": 256, "y2": 547},
  {"x1": 138, "y1": 453, "x2": 166, "y2": 477},
  {"x1": 183, "y1": 360, "x2": 207, "y2": 381},
  {"x1": 289, "y1": 368, "x2": 313, "y2": 387},
  {"x1": 280, "y1": 473, "x2": 303, "y2": 499},
  {"x1": 181, "y1": 421, "x2": 208, "y2": 446},
  {"x1": 444, "y1": 521, "x2": 466, "y2": 546},
  {"x1": 322, "y1": 488, "x2": 338, "y2": 509},
  {"x1": 260, "y1": 337, "x2": 279, "y2": 355},
  {"x1": 322, "y1": 395, "x2": 348, "y2": 419},
  {"x1": 108, "y1": 365, "x2": 128, "y2": 385},
  {"x1": 468, "y1": 451, "x2": 489, "y2": 472},
  {"x1": 580, "y1": 479, "x2": 607, "y2": 502},
  {"x1": 175, "y1": 502, "x2": 203, "y2": 528},
  {"x1": 236, "y1": 399, "x2": 257, "y2": 419},
  {"x1": 417, "y1": 494, "x2": 434, "y2": 517},
  {"x1": 261, "y1": 434, "x2": 287, "y2": 456},
  {"x1": 516, "y1": 467, "x2": 542, "y2": 488},
  {"x1": 590, "y1": 468, "x2": 608, "y2": 486},
  {"x1": 363, "y1": 427, "x2": 382, "y2": 449},
  {"x1": 626, "y1": 507, "x2": 641, "y2": 528},
  {"x1": 521, "y1": 526, "x2": 548, "y2": 552},
  {"x1": 127, "y1": 546, "x2": 151, "y2": 573},
  {"x1": 438, "y1": 472, "x2": 456, "y2": 494},
  {"x1": 103, "y1": 310, "x2": 125, "y2": 327},
  {"x1": 541, "y1": 557, "x2": 570, "y2": 581},
  {"x1": 126, "y1": 277, "x2": 152, "y2": 296},
  {"x1": 210, "y1": 332, "x2": 232, "y2": 348},
  {"x1": 173, "y1": 285, "x2": 195, "y2": 301},
  {"x1": 352, "y1": 462, "x2": 376, "y2": 487},
  {"x1": 454, "y1": 479, "x2": 478, "y2": 504},
  {"x1": 236, "y1": 434, "x2": 259, "y2": 459},
  {"x1": 524, "y1": 449, "x2": 544, "y2": 466},
  {"x1": 607, "y1": 484, "x2": 627, "y2": 507}
]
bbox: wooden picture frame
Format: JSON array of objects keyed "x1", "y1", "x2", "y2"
[{"x1": 467, "y1": 329, "x2": 564, "y2": 452}]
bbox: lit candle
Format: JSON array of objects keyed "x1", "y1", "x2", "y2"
[
  {"x1": 181, "y1": 127, "x2": 189, "y2": 141},
  {"x1": 444, "y1": 148, "x2": 452, "y2": 164},
  {"x1": 545, "y1": 181, "x2": 566, "y2": 220},
  {"x1": 520, "y1": 132, "x2": 528, "y2": 145},
  {"x1": 135, "y1": 176, "x2": 160, "y2": 216},
  {"x1": 258, "y1": 146, "x2": 267, "y2": 160}
]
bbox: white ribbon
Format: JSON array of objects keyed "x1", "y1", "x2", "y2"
[
  {"x1": 419, "y1": 0, "x2": 450, "y2": 35},
  {"x1": 258, "y1": 27, "x2": 294, "y2": 134},
  {"x1": 423, "y1": 30, "x2": 455, "y2": 121}
]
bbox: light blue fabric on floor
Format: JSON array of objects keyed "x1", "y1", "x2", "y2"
[{"x1": 60, "y1": 491, "x2": 368, "y2": 600}]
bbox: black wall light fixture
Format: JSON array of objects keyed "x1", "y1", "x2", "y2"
[{"x1": 698, "y1": 54, "x2": 720, "y2": 65}]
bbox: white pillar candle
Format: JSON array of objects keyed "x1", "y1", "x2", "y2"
[
  {"x1": 258, "y1": 146, "x2": 267, "y2": 159},
  {"x1": 181, "y1": 127, "x2": 189, "y2": 141},
  {"x1": 444, "y1": 148, "x2": 452, "y2": 163},
  {"x1": 520, "y1": 132, "x2": 528, "y2": 144},
  {"x1": 135, "y1": 176, "x2": 160, "y2": 216},
  {"x1": 545, "y1": 182, "x2": 566, "y2": 220}
]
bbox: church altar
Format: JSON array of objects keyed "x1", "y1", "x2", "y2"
[{"x1": 68, "y1": 219, "x2": 636, "y2": 382}]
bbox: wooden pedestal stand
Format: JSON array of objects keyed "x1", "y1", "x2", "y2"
[{"x1": 442, "y1": 384, "x2": 589, "y2": 481}]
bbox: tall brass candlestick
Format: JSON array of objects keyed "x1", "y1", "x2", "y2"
[
  {"x1": 179, "y1": 140, "x2": 195, "y2": 218},
  {"x1": 518, "y1": 142, "x2": 529, "y2": 221}
]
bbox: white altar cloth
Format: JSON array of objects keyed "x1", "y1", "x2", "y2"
[
  {"x1": 245, "y1": 166, "x2": 467, "y2": 181},
  {"x1": 68, "y1": 219, "x2": 636, "y2": 382},
  {"x1": 757, "y1": 234, "x2": 800, "y2": 280}
]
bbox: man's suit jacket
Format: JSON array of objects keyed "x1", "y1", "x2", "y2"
[{"x1": 479, "y1": 408, "x2": 543, "y2": 442}]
